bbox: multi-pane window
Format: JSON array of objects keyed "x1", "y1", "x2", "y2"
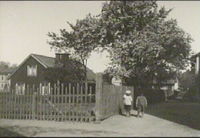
[
  {"x1": 15, "y1": 83, "x2": 25, "y2": 95},
  {"x1": 27, "y1": 65, "x2": 37, "y2": 76}
]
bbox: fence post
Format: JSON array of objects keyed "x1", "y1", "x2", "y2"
[
  {"x1": 32, "y1": 92, "x2": 36, "y2": 120},
  {"x1": 95, "y1": 73, "x2": 103, "y2": 123},
  {"x1": 131, "y1": 87, "x2": 134, "y2": 110}
]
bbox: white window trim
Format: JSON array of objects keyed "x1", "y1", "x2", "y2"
[
  {"x1": 27, "y1": 65, "x2": 37, "y2": 77},
  {"x1": 16, "y1": 83, "x2": 25, "y2": 95}
]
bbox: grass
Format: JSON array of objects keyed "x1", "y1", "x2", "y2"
[
  {"x1": 0, "y1": 127, "x2": 25, "y2": 137},
  {"x1": 146, "y1": 100, "x2": 200, "y2": 130}
]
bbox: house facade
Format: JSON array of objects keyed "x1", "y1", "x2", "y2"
[
  {"x1": 0, "y1": 66, "x2": 17, "y2": 92},
  {"x1": 9, "y1": 53, "x2": 96, "y2": 95},
  {"x1": 191, "y1": 52, "x2": 200, "y2": 75},
  {"x1": 190, "y1": 52, "x2": 200, "y2": 98},
  {"x1": 152, "y1": 77, "x2": 179, "y2": 99}
]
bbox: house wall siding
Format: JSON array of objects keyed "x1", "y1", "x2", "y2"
[{"x1": 10, "y1": 56, "x2": 46, "y2": 89}]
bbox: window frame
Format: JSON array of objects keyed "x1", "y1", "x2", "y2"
[{"x1": 27, "y1": 65, "x2": 37, "y2": 77}]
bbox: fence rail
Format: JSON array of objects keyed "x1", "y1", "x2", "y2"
[
  {"x1": 0, "y1": 82, "x2": 96, "y2": 122},
  {"x1": 0, "y1": 75, "x2": 134, "y2": 123}
]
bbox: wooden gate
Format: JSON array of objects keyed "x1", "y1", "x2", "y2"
[
  {"x1": 95, "y1": 74, "x2": 134, "y2": 121},
  {"x1": 99, "y1": 84, "x2": 134, "y2": 120}
]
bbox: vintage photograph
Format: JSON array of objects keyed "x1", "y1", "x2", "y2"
[{"x1": 0, "y1": 0, "x2": 200, "y2": 137}]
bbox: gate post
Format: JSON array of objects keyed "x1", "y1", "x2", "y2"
[{"x1": 95, "y1": 73, "x2": 103, "y2": 123}]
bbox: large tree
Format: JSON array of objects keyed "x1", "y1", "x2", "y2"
[
  {"x1": 47, "y1": 0, "x2": 192, "y2": 87},
  {"x1": 94, "y1": 0, "x2": 192, "y2": 87}
]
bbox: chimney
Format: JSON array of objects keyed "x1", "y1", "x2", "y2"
[{"x1": 55, "y1": 53, "x2": 70, "y2": 67}]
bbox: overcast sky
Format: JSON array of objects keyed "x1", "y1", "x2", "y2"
[{"x1": 0, "y1": 1, "x2": 200, "y2": 73}]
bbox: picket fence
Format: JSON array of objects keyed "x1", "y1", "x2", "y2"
[
  {"x1": 0, "y1": 74, "x2": 134, "y2": 123},
  {"x1": 0, "y1": 82, "x2": 96, "y2": 122}
]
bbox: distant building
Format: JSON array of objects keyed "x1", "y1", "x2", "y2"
[
  {"x1": 0, "y1": 68, "x2": 15, "y2": 92},
  {"x1": 190, "y1": 52, "x2": 200, "y2": 99},
  {"x1": 191, "y1": 52, "x2": 200, "y2": 75},
  {"x1": 152, "y1": 77, "x2": 179, "y2": 96}
]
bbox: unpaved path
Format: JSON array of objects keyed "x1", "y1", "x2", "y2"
[
  {"x1": 0, "y1": 113, "x2": 200, "y2": 137},
  {"x1": 0, "y1": 101, "x2": 200, "y2": 137}
]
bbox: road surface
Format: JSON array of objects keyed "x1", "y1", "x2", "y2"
[{"x1": 0, "y1": 100, "x2": 200, "y2": 137}]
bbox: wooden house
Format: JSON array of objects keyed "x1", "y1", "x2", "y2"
[{"x1": 8, "y1": 53, "x2": 96, "y2": 94}]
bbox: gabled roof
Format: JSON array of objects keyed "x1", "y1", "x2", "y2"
[
  {"x1": 31, "y1": 54, "x2": 55, "y2": 68},
  {"x1": 9, "y1": 53, "x2": 96, "y2": 81}
]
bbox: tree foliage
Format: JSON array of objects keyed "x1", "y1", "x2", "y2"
[
  {"x1": 179, "y1": 70, "x2": 200, "y2": 101},
  {"x1": 43, "y1": 60, "x2": 86, "y2": 83},
  {"x1": 47, "y1": 14, "x2": 99, "y2": 66},
  {"x1": 179, "y1": 71, "x2": 196, "y2": 90},
  {"x1": 0, "y1": 61, "x2": 17, "y2": 72},
  {"x1": 47, "y1": 0, "x2": 192, "y2": 86},
  {"x1": 47, "y1": 14, "x2": 100, "y2": 81},
  {"x1": 95, "y1": 1, "x2": 192, "y2": 86}
]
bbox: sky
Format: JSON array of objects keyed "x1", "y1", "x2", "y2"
[{"x1": 0, "y1": 1, "x2": 200, "y2": 73}]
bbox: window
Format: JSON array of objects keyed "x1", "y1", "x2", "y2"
[
  {"x1": 27, "y1": 65, "x2": 37, "y2": 76},
  {"x1": 3, "y1": 84, "x2": 9, "y2": 91},
  {"x1": 27, "y1": 66, "x2": 31, "y2": 76},
  {"x1": 16, "y1": 83, "x2": 25, "y2": 95}
]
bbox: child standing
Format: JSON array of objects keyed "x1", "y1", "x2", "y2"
[
  {"x1": 136, "y1": 93, "x2": 148, "y2": 118},
  {"x1": 123, "y1": 90, "x2": 133, "y2": 117}
]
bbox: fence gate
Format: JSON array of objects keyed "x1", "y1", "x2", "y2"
[
  {"x1": 0, "y1": 82, "x2": 96, "y2": 122},
  {"x1": 95, "y1": 74, "x2": 134, "y2": 121},
  {"x1": 100, "y1": 84, "x2": 134, "y2": 120}
]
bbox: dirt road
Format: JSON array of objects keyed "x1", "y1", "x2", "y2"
[{"x1": 0, "y1": 100, "x2": 200, "y2": 137}]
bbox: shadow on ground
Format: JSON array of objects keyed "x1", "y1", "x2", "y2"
[
  {"x1": 0, "y1": 127, "x2": 25, "y2": 137},
  {"x1": 145, "y1": 100, "x2": 200, "y2": 130}
]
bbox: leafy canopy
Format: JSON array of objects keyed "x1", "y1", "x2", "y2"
[
  {"x1": 47, "y1": 0, "x2": 192, "y2": 86},
  {"x1": 95, "y1": 1, "x2": 192, "y2": 85},
  {"x1": 47, "y1": 14, "x2": 99, "y2": 65}
]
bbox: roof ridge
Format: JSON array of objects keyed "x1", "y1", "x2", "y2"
[
  {"x1": 31, "y1": 53, "x2": 95, "y2": 75},
  {"x1": 31, "y1": 53, "x2": 54, "y2": 59}
]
